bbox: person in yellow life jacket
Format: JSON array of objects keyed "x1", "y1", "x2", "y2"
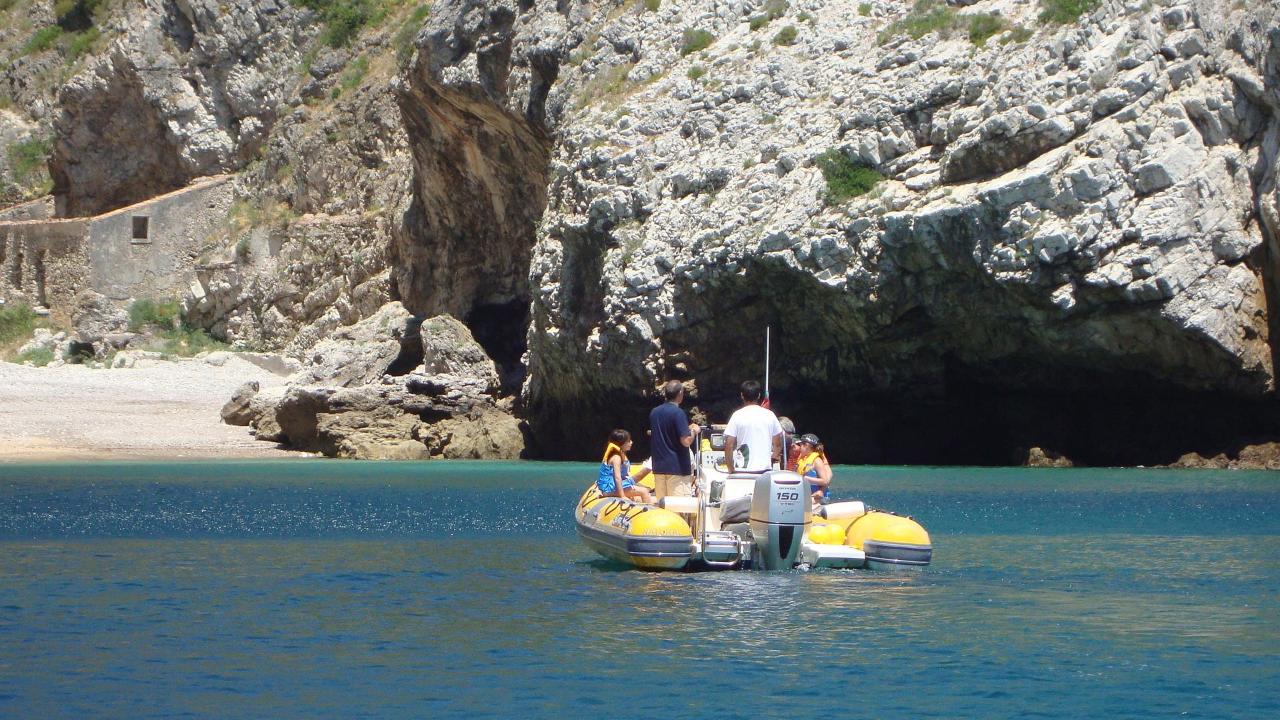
[
  {"x1": 795, "y1": 433, "x2": 833, "y2": 504},
  {"x1": 597, "y1": 429, "x2": 654, "y2": 504}
]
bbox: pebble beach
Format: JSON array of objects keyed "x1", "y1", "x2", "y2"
[{"x1": 0, "y1": 356, "x2": 306, "y2": 461}]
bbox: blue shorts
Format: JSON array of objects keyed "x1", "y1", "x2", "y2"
[{"x1": 597, "y1": 476, "x2": 635, "y2": 494}]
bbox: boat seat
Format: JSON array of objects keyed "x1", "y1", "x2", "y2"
[{"x1": 719, "y1": 495, "x2": 751, "y2": 524}]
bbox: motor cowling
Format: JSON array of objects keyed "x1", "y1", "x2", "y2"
[{"x1": 748, "y1": 471, "x2": 811, "y2": 570}]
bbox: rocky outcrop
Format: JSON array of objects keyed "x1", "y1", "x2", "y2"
[
  {"x1": 9, "y1": 0, "x2": 1280, "y2": 465},
  {"x1": 1022, "y1": 447, "x2": 1074, "y2": 468},
  {"x1": 420, "y1": 0, "x2": 1279, "y2": 464},
  {"x1": 391, "y1": 0, "x2": 557, "y2": 388},
  {"x1": 179, "y1": 28, "x2": 413, "y2": 355},
  {"x1": 243, "y1": 302, "x2": 523, "y2": 459},
  {"x1": 70, "y1": 290, "x2": 130, "y2": 348},
  {"x1": 48, "y1": 0, "x2": 312, "y2": 216},
  {"x1": 220, "y1": 379, "x2": 259, "y2": 426},
  {"x1": 1172, "y1": 442, "x2": 1280, "y2": 470}
]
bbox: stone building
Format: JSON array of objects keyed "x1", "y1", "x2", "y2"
[{"x1": 0, "y1": 175, "x2": 233, "y2": 311}]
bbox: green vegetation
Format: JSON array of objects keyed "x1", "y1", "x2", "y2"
[
  {"x1": 15, "y1": 346, "x2": 56, "y2": 366},
  {"x1": 680, "y1": 28, "x2": 716, "y2": 55},
  {"x1": 1039, "y1": 0, "x2": 1100, "y2": 25},
  {"x1": 155, "y1": 327, "x2": 227, "y2": 356},
  {"x1": 23, "y1": 26, "x2": 63, "y2": 55},
  {"x1": 127, "y1": 298, "x2": 226, "y2": 356},
  {"x1": 642, "y1": 0, "x2": 661, "y2": 11},
  {"x1": 687, "y1": 64, "x2": 706, "y2": 80},
  {"x1": 1001, "y1": 26, "x2": 1034, "y2": 45},
  {"x1": 228, "y1": 197, "x2": 296, "y2": 237},
  {"x1": 394, "y1": 4, "x2": 431, "y2": 64},
  {"x1": 129, "y1": 298, "x2": 182, "y2": 332},
  {"x1": 878, "y1": 1, "x2": 1014, "y2": 46},
  {"x1": 773, "y1": 25, "x2": 798, "y2": 46},
  {"x1": 0, "y1": 303, "x2": 64, "y2": 363},
  {"x1": 295, "y1": 0, "x2": 392, "y2": 48},
  {"x1": 575, "y1": 61, "x2": 636, "y2": 109},
  {"x1": 748, "y1": 0, "x2": 789, "y2": 30},
  {"x1": 877, "y1": 0, "x2": 953, "y2": 44},
  {"x1": 0, "y1": 0, "x2": 19, "y2": 11},
  {"x1": 66, "y1": 26, "x2": 100, "y2": 61},
  {"x1": 815, "y1": 149, "x2": 883, "y2": 204},
  {"x1": 235, "y1": 237, "x2": 252, "y2": 261},
  {"x1": 334, "y1": 54, "x2": 369, "y2": 96},
  {"x1": 858, "y1": 2, "x2": 872, "y2": 16},
  {"x1": 7, "y1": 136, "x2": 53, "y2": 194},
  {"x1": 966, "y1": 12, "x2": 1006, "y2": 47},
  {"x1": 0, "y1": 303, "x2": 39, "y2": 350}
]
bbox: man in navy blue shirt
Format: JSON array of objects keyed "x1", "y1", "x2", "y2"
[{"x1": 649, "y1": 380, "x2": 700, "y2": 499}]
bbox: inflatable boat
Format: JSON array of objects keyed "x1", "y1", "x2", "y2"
[{"x1": 574, "y1": 429, "x2": 932, "y2": 571}]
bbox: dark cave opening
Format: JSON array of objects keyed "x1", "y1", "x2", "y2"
[
  {"x1": 528, "y1": 257, "x2": 1280, "y2": 465},
  {"x1": 775, "y1": 370, "x2": 1280, "y2": 467},
  {"x1": 385, "y1": 317, "x2": 426, "y2": 376},
  {"x1": 466, "y1": 299, "x2": 530, "y2": 395}
]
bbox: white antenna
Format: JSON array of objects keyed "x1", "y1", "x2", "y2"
[{"x1": 764, "y1": 326, "x2": 771, "y2": 402}]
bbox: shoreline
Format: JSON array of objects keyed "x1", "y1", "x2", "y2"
[{"x1": 0, "y1": 357, "x2": 312, "y2": 463}]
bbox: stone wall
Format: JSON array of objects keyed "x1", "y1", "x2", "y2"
[
  {"x1": 0, "y1": 218, "x2": 89, "y2": 310},
  {"x1": 84, "y1": 175, "x2": 234, "y2": 301},
  {"x1": 0, "y1": 175, "x2": 234, "y2": 312},
  {"x1": 0, "y1": 197, "x2": 55, "y2": 222}
]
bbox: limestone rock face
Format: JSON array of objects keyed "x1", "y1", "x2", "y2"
[
  {"x1": 435, "y1": 0, "x2": 1280, "y2": 464},
  {"x1": 179, "y1": 62, "x2": 411, "y2": 355},
  {"x1": 244, "y1": 302, "x2": 523, "y2": 459},
  {"x1": 48, "y1": 0, "x2": 311, "y2": 216},
  {"x1": 391, "y1": 0, "x2": 555, "y2": 365}
]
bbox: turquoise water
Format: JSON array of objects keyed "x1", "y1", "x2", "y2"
[{"x1": 1, "y1": 461, "x2": 1277, "y2": 718}]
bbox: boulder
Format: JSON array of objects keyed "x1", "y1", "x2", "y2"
[
  {"x1": 258, "y1": 373, "x2": 523, "y2": 459},
  {"x1": 72, "y1": 291, "x2": 129, "y2": 345},
  {"x1": 420, "y1": 315, "x2": 501, "y2": 393},
  {"x1": 1023, "y1": 447, "x2": 1075, "y2": 468},
  {"x1": 427, "y1": 407, "x2": 525, "y2": 459},
  {"x1": 294, "y1": 302, "x2": 423, "y2": 387},
  {"x1": 220, "y1": 380, "x2": 260, "y2": 426}
]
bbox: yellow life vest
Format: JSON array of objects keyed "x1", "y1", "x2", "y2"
[
  {"x1": 796, "y1": 451, "x2": 822, "y2": 478},
  {"x1": 601, "y1": 442, "x2": 625, "y2": 464}
]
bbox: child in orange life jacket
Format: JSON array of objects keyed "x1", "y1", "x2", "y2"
[
  {"x1": 597, "y1": 429, "x2": 655, "y2": 504},
  {"x1": 795, "y1": 433, "x2": 833, "y2": 503}
]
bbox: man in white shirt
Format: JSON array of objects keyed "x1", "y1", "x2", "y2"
[{"x1": 723, "y1": 380, "x2": 784, "y2": 473}]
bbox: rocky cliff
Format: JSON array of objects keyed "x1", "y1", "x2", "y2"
[
  {"x1": 394, "y1": 0, "x2": 1278, "y2": 464},
  {"x1": 4, "y1": 0, "x2": 1278, "y2": 465}
]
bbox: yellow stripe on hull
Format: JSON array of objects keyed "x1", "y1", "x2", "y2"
[{"x1": 575, "y1": 484, "x2": 693, "y2": 570}]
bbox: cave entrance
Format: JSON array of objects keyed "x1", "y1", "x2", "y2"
[
  {"x1": 466, "y1": 299, "x2": 530, "y2": 395},
  {"x1": 654, "y1": 259, "x2": 1280, "y2": 466}
]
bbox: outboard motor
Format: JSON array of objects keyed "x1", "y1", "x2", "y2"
[{"x1": 749, "y1": 471, "x2": 812, "y2": 570}]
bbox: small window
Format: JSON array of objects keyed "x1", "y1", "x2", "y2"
[{"x1": 131, "y1": 215, "x2": 149, "y2": 241}]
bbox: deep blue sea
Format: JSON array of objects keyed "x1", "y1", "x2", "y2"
[{"x1": 1, "y1": 461, "x2": 1277, "y2": 718}]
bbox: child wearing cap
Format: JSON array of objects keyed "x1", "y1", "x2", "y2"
[{"x1": 795, "y1": 433, "x2": 833, "y2": 503}]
